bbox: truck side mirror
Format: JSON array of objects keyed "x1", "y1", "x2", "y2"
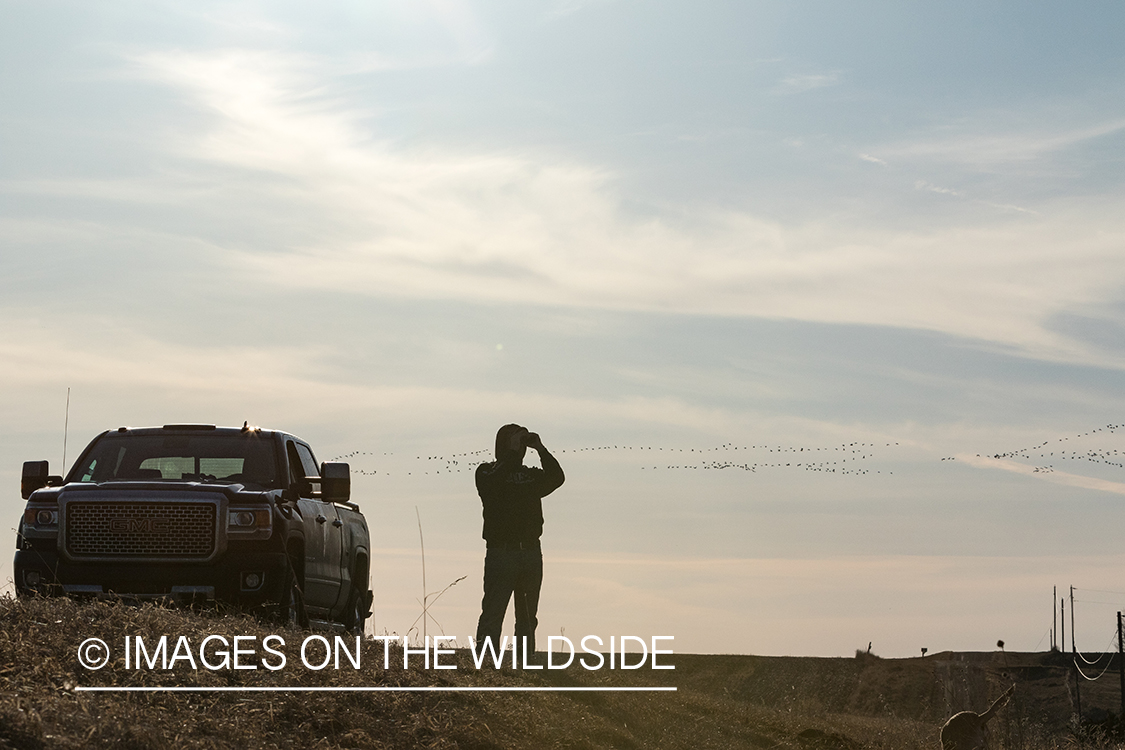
[
  {"x1": 320, "y1": 462, "x2": 350, "y2": 504},
  {"x1": 21, "y1": 461, "x2": 49, "y2": 500}
]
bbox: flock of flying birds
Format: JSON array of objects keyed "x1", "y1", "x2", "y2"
[
  {"x1": 332, "y1": 440, "x2": 894, "y2": 477},
  {"x1": 330, "y1": 423, "x2": 1125, "y2": 481},
  {"x1": 940, "y1": 423, "x2": 1125, "y2": 474}
]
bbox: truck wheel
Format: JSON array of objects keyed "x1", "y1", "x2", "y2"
[
  {"x1": 343, "y1": 587, "x2": 372, "y2": 635},
  {"x1": 277, "y1": 557, "x2": 308, "y2": 629},
  {"x1": 342, "y1": 557, "x2": 371, "y2": 635}
]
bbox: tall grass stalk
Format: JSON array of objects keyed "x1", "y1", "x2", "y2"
[{"x1": 416, "y1": 505, "x2": 426, "y2": 643}]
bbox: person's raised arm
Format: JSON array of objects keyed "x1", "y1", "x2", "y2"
[{"x1": 526, "y1": 432, "x2": 564, "y2": 495}]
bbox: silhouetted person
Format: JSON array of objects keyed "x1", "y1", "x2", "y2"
[{"x1": 474, "y1": 424, "x2": 564, "y2": 664}]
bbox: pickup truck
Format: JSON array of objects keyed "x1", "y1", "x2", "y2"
[{"x1": 14, "y1": 424, "x2": 372, "y2": 633}]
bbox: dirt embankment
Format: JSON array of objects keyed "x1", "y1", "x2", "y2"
[
  {"x1": 675, "y1": 648, "x2": 1095, "y2": 725},
  {"x1": 0, "y1": 597, "x2": 1108, "y2": 749},
  {"x1": 676, "y1": 648, "x2": 1109, "y2": 742}
]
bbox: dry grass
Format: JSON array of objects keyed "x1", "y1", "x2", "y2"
[
  {"x1": 0, "y1": 595, "x2": 497, "y2": 749},
  {"x1": 0, "y1": 596, "x2": 1115, "y2": 749}
]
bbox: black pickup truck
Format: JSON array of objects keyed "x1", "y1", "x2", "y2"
[{"x1": 14, "y1": 424, "x2": 372, "y2": 633}]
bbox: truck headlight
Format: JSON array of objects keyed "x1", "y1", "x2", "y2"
[
  {"x1": 227, "y1": 508, "x2": 272, "y2": 537},
  {"x1": 24, "y1": 508, "x2": 58, "y2": 527}
]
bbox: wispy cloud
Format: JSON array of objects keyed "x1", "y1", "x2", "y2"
[
  {"x1": 544, "y1": 0, "x2": 614, "y2": 21},
  {"x1": 884, "y1": 118, "x2": 1125, "y2": 167},
  {"x1": 915, "y1": 180, "x2": 960, "y2": 196},
  {"x1": 175, "y1": 0, "x2": 494, "y2": 73},
  {"x1": 984, "y1": 201, "x2": 1037, "y2": 215},
  {"x1": 776, "y1": 71, "x2": 841, "y2": 94},
  {"x1": 21, "y1": 48, "x2": 1125, "y2": 368},
  {"x1": 957, "y1": 453, "x2": 1125, "y2": 496}
]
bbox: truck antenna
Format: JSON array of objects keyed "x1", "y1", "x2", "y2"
[{"x1": 62, "y1": 387, "x2": 71, "y2": 473}]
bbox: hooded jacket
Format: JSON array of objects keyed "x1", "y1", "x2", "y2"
[{"x1": 476, "y1": 450, "x2": 564, "y2": 543}]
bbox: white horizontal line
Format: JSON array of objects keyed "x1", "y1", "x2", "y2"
[{"x1": 75, "y1": 686, "x2": 676, "y2": 693}]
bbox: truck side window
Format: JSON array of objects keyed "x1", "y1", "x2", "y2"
[
  {"x1": 294, "y1": 443, "x2": 319, "y2": 479},
  {"x1": 286, "y1": 441, "x2": 322, "y2": 498},
  {"x1": 294, "y1": 443, "x2": 322, "y2": 499},
  {"x1": 287, "y1": 442, "x2": 302, "y2": 482}
]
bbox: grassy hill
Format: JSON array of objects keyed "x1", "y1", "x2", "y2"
[{"x1": 0, "y1": 595, "x2": 1117, "y2": 749}]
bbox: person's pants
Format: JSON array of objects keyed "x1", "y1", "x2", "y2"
[{"x1": 475, "y1": 544, "x2": 543, "y2": 661}]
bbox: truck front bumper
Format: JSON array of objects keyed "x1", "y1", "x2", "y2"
[{"x1": 14, "y1": 547, "x2": 290, "y2": 608}]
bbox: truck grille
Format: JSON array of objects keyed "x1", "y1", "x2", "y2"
[{"x1": 65, "y1": 502, "x2": 217, "y2": 558}]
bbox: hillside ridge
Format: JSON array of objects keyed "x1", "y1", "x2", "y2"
[{"x1": 0, "y1": 596, "x2": 1112, "y2": 749}]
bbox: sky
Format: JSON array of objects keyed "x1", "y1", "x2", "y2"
[{"x1": 3, "y1": 0, "x2": 1125, "y2": 658}]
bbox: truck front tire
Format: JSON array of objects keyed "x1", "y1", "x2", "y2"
[
  {"x1": 277, "y1": 554, "x2": 308, "y2": 629},
  {"x1": 343, "y1": 558, "x2": 371, "y2": 635}
]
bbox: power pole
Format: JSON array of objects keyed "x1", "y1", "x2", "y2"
[
  {"x1": 1053, "y1": 586, "x2": 1058, "y2": 650},
  {"x1": 1062, "y1": 599, "x2": 1066, "y2": 654},
  {"x1": 1073, "y1": 586, "x2": 1080, "y2": 720},
  {"x1": 1117, "y1": 611, "x2": 1124, "y2": 721},
  {"x1": 1071, "y1": 586, "x2": 1076, "y2": 652}
]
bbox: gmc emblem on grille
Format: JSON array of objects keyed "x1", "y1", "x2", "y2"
[{"x1": 110, "y1": 518, "x2": 172, "y2": 532}]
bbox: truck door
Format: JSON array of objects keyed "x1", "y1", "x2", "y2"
[{"x1": 288, "y1": 441, "x2": 343, "y2": 615}]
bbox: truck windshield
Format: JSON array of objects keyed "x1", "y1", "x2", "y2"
[{"x1": 68, "y1": 433, "x2": 280, "y2": 490}]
